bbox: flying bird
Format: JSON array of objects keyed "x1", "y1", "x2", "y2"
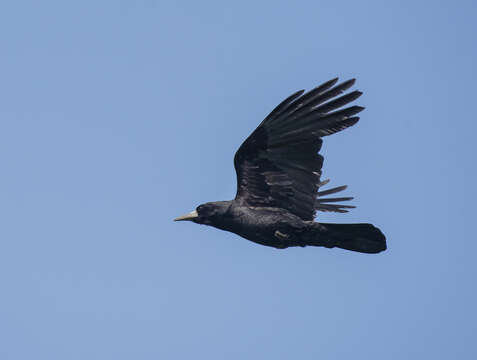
[{"x1": 175, "y1": 78, "x2": 386, "y2": 253}]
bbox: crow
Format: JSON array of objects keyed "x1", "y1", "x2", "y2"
[{"x1": 174, "y1": 78, "x2": 386, "y2": 254}]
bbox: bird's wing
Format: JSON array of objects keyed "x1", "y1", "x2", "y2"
[{"x1": 234, "y1": 78, "x2": 362, "y2": 221}]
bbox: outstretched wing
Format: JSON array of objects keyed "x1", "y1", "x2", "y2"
[{"x1": 234, "y1": 78, "x2": 362, "y2": 221}]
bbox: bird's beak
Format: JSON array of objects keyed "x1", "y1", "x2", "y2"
[{"x1": 174, "y1": 210, "x2": 199, "y2": 222}]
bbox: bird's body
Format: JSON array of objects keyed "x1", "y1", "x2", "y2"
[
  {"x1": 175, "y1": 78, "x2": 387, "y2": 254},
  {"x1": 209, "y1": 203, "x2": 308, "y2": 248}
]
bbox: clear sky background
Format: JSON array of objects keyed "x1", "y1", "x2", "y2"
[{"x1": 1, "y1": 1, "x2": 476, "y2": 359}]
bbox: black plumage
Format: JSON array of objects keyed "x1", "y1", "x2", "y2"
[{"x1": 174, "y1": 78, "x2": 386, "y2": 254}]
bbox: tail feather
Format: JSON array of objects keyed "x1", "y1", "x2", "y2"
[{"x1": 313, "y1": 223, "x2": 387, "y2": 254}]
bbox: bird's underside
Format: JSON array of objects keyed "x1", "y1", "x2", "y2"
[{"x1": 175, "y1": 78, "x2": 387, "y2": 254}]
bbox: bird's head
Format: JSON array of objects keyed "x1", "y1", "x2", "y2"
[{"x1": 174, "y1": 201, "x2": 231, "y2": 225}]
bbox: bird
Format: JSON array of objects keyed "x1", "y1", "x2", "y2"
[{"x1": 174, "y1": 78, "x2": 386, "y2": 254}]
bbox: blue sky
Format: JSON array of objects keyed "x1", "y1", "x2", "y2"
[{"x1": 1, "y1": 1, "x2": 476, "y2": 359}]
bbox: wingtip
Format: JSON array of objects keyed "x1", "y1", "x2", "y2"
[
  {"x1": 316, "y1": 78, "x2": 339, "y2": 91},
  {"x1": 344, "y1": 78, "x2": 356, "y2": 87},
  {"x1": 330, "y1": 78, "x2": 357, "y2": 94}
]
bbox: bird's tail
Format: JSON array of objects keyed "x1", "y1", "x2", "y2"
[{"x1": 311, "y1": 223, "x2": 386, "y2": 254}]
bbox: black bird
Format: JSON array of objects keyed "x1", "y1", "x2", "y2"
[{"x1": 175, "y1": 78, "x2": 386, "y2": 253}]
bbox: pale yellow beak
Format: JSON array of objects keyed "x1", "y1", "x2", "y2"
[{"x1": 174, "y1": 210, "x2": 198, "y2": 222}]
